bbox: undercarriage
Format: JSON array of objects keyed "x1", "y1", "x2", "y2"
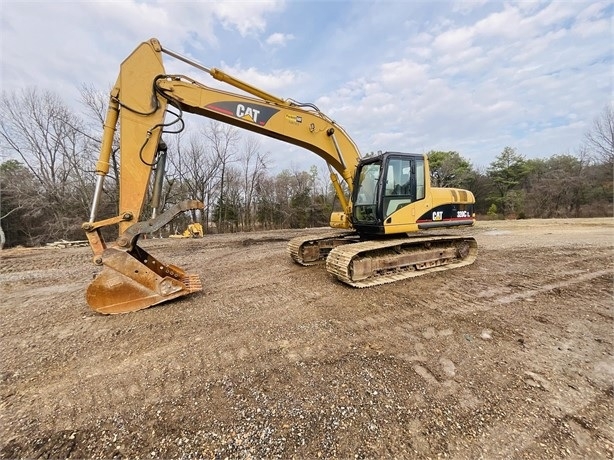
[{"x1": 288, "y1": 231, "x2": 478, "y2": 287}]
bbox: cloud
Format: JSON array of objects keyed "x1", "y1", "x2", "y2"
[
  {"x1": 451, "y1": 0, "x2": 490, "y2": 15},
  {"x1": 432, "y1": 25, "x2": 475, "y2": 53},
  {"x1": 216, "y1": 63, "x2": 306, "y2": 97},
  {"x1": 379, "y1": 59, "x2": 429, "y2": 89},
  {"x1": 212, "y1": 0, "x2": 285, "y2": 36},
  {"x1": 1, "y1": 0, "x2": 610, "y2": 173},
  {"x1": 265, "y1": 33, "x2": 295, "y2": 47}
]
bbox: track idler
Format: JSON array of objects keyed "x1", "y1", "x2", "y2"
[{"x1": 85, "y1": 200, "x2": 204, "y2": 314}]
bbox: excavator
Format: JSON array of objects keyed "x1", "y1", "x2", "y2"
[
  {"x1": 83, "y1": 38, "x2": 477, "y2": 314},
  {"x1": 169, "y1": 222, "x2": 204, "y2": 239}
]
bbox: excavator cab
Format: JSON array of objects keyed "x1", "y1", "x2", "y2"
[{"x1": 352, "y1": 152, "x2": 425, "y2": 235}]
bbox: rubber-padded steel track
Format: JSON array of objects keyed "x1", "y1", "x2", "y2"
[
  {"x1": 287, "y1": 231, "x2": 357, "y2": 266},
  {"x1": 326, "y1": 236, "x2": 478, "y2": 287}
]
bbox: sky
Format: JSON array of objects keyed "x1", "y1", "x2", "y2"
[{"x1": 1, "y1": 0, "x2": 612, "y2": 174}]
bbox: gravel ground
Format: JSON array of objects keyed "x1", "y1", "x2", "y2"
[{"x1": 1, "y1": 218, "x2": 613, "y2": 459}]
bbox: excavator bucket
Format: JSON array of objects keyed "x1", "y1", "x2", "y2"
[
  {"x1": 85, "y1": 200, "x2": 204, "y2": 314},
  {"x1": 86, "y1": 245, "x2": 202, "y2": 314}
]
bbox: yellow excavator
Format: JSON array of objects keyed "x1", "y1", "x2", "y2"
[
  {"x1": 169, "y1": 223, "x2": 204, "y2": 239},
  {"x1": 83, "y1": 38, "x2": 477, "y2": 314}
]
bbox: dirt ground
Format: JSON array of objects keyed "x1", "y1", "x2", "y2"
[{"x1": 1, "y1": 218, "x2": 613, "y2": 459}]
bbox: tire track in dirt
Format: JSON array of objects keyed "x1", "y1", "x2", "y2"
[
  {"x1": 8, "y1": 328, "x2": 350, "y2": 427},
  {"x1": 405, "y1": 252, "x2": 613, "y2": 315},
  {"x1": 450, "y1": 387, "x2": 614, "y2": 459},
  {"x1": 12, "y1": 295, "x2": 472, "y2": 428},
  {"x1": 2, "y1": 221, "x2": 613, "y2": 459},
  {"x1": 491, "y1": 268, "x2": 613, "y2": 306},
  {"x1": 315, "y1": 301, "x2": 479, "y2": 404},
  {"x1": 0, "y1": 251, "x2": 91, "y2": 274},
  {"x1": 330, "y1": 249, "x2": 614, "y2": 412},
  {"x1": 7, "y1": 250, "x2": 610, "y2": 402}
]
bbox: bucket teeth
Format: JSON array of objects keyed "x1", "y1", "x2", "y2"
[{"x1": 182, "y1": 274, "x2": 203, "y2": 293}]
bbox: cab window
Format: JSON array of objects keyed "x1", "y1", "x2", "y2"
[
  {"x1": 385, "y1": 158, "x2": 412, "y2": 197},
  {"x1": 383, "y1": 157, "x2": 425, "y2": 217},
  {"x1": 415, "y1": 158, "x2": 425, "y2": 200}
]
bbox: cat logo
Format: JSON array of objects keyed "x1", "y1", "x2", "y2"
[
  {"x1": 205, "y1": 101, "x2": 280, "y2": 126},
  {"x1": 432, "y1": 211, "x2": 443, "y2": 221},
  {"x1": 236, "y1": 104, "x2": 260, "y2": 123}
]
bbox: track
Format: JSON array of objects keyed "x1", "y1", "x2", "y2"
[{"x1": 326, "y1": 235, "x2": 477, "y2": 287}]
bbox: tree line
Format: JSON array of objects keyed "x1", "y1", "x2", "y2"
[{"x1": 1, "y1": 88, "x2": 612, "y2": 248}]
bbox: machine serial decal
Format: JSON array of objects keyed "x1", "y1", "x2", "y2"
[
  {"x1": 205, "y1": 101, "x2": 279, "y2": 126},
  {"x1": 285, "y1": 114, "x2": 303, "y2": 125},
  {"x1": 416, "y1": 204, "x2": 475, "y2": 226}
]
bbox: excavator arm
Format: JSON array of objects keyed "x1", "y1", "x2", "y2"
[{"x1": 84, "y1": 39, "x2": 362, "y2": 314}]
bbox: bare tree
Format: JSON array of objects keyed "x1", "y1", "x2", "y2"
[
  {"x1": 165, "y1": 131, "x2": 221, "y2": 230},
  {"x1": 524, "y1": 155, "x2": 587, "y2": 218},
  {"x1": 254, "y1": 175, "x2": 281, "y2": 229},
  {"x1": 0, "y1": 160, "x2": 33, "y2": 248},
  {"x1": 79, "y1": 84, "x2": 109, "y2": 127},
  {"x1": 0, "y1": 88, "x2": 93, "y2": 243},
  {"x1": 240, "y1": 136, "x2": 268, "y2": 230},
  {"x1": 202, "y1": 121, "x2": 240, "y2": 231},
  {"x1": 213, "y1": 166, "x2": 243, "y2": 232},
  {"x1": 584, "y1": 104, "x2": 614, "y2": 165}
]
